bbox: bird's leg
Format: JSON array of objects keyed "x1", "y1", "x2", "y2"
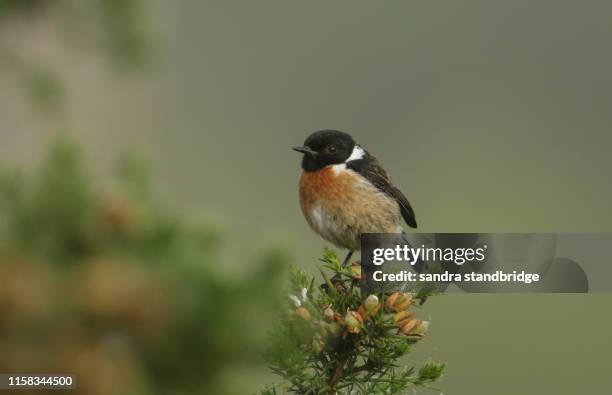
[{"x1": 341, "y1": 250, "x2": 354, "y2": 267}]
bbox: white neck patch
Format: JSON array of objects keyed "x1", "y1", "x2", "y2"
[
  {"x1": 331, "y1": 145, "x2": 365, "y2": 175},
  {"x1": 345, "y1": 145, "x2": 365, "y2": 162}
]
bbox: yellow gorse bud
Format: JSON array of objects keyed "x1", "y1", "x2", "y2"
[
  {"x1": 296, "y1": 306, "x2": 311, "y2": 321},
  {"x1": 385, "y1": 292, "x2": 413, "y2": 313},
  {"x1": 398, "y1": 319, "x2": 419, "y2": 335},
  {"x1": 393, "y1": 310, "x2": 414, "y2": 326},
  {"x1": 398, "y1": 319, "x2": 430, "y2": 337},
  {"x1": 412, "y1": 320, "x2": 430, "y2": 337},
  {"x1": 344, "y1": 310, "x2": 363, "y2": 334},
  {"x1": 364, "y1": 294, "x2": 379, "y2": 312},
  {"x1": 323, "y1": 305, "x2": 335, "y2": 322},
  {"x1": 359, "y1": 294, "x2": 381, "y2": 319}
]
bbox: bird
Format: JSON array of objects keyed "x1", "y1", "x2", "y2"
[{"x1": 293, "y1": 129, "x2": 417, "y2": 267}]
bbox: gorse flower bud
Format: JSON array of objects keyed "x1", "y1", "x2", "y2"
[
  {"x1": 393, "y1": 310, "x2": 414, "y2": 326},
  {"x1": 385, "y1": 292, "x2": 413, "y2": 313},
  {"x1": 323, "y1": 305, "x2": 335, "y2": 322},
  {"x1": 296, "y1": 307, "x2": 311, "y2": 321},
  {"x1": 300, "y1": 288, "x2": 308, "y2": 302},
  {"x1": 344, "y1": 310, "x2": 363, "y2": 334},
  {"x1": 398, "y1": 319, "x2": 419, "y2": 336},
  {"x1": 288, "y1": 288, "x2": 308, "y2": 308},
  {"x1": 384, "y1": 292, "x2": 399, "y2": 312},
  {"x1": 398, "y1": 319, "x2": 430, "y2": 337},
  {"x1": 359, "y1": 294, "x2": 381, "y2": 319},
  {"x1": 289, "y1": 294, "x2": 301, "y2": 307},
  {"x1": 364, "y1": 294, "x2": 379, "y2": 312},
  {"x1": 412, "y1": 320, "x2": 430, "y2": 337}
]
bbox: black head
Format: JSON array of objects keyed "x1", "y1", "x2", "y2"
[{"x1": 292, "y1": 130, "x2": 356, "y2": 172}]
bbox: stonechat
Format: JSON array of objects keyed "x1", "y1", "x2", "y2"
[{"x1": 293, "y1": 130, "x2": 417, "y2": 266}]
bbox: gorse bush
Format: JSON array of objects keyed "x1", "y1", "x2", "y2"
[
  {"x1": 0, "y1": 139, "x2": 288, "y2": 395},
  {"x1": 259, "y1": 249, "x2": 445, "y2": 395}
]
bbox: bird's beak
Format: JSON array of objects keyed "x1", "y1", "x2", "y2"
[{"x1": 292, "y1": 146, "x2": 317, "y2": 156}]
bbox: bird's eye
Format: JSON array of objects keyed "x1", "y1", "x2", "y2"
[{"x1": 327, "y1": 145, "x2": 337, "y2": 153}]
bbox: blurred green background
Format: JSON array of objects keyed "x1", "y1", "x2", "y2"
[{"x1": 1, "y1": 1, "x2": 611, "y2": 394}]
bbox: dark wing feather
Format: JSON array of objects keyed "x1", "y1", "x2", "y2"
[{"x1": 347, "y1": 155, "x2": 417, "y2": 228}]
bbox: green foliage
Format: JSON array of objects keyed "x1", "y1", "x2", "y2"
[
  {"x1": 259, "y1": 250, "x2": 445, "y2": 395},
  {"x1": 0, "y1": 139, "x2": 289, "y2": 395}
]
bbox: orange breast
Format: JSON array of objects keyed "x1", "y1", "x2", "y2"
[{"x1": 299, "y1": 166, "x2": 353, "y2": 215}]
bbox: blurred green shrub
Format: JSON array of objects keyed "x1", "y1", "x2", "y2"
[{"x1": 0, "y1": 139, "x2": 288, "y2": 395}]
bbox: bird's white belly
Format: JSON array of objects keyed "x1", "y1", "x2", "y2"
[
  {"x1": 308, "y1": 203, "x2": 359, "y2": 250},
  {"x1": 310, "y1": 204, "x2": 340, "y2": 240}
]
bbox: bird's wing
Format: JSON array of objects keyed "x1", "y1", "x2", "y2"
[{"x1": 347, "y1": 155, "x2": 417, "y2": 229}]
